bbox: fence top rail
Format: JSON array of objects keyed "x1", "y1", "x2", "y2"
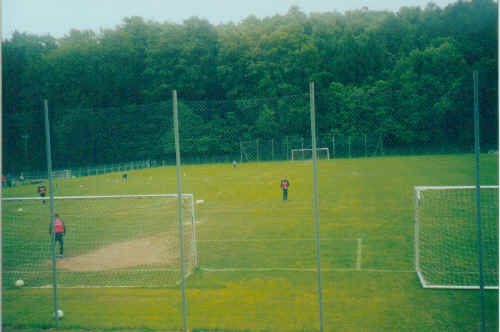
[
  {"x1": 2, "y1": 193, "x2": 193, "y2": 201},
  {"x1": 415, "y1": 185, "x2": 499, "y2": 191}
]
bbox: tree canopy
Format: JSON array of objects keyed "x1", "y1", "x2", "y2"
[{"x1": 2, "y1": 0, "x2": 498, "y2": 172}]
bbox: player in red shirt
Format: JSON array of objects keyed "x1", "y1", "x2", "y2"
[
  {"x1": 49, "y1": 214, "x2": 66, "y2": 258},
  {"x1": 38, "y1": 184, "x2": 47, "y2": 204},
  {"x1": 280, "y1": 176, "x2": 290, "y2": 201}
]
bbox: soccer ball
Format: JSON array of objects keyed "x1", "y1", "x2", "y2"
[
  {"x1": 17, "y1": 208, "x2": 23, "y2": 212},
  {"x1": 15, "y1": 279, "x2": 24, "y2": 287},
  {"x1": 53, "y1": 309, "x2": 64, "y2": 318},
  {"x1": 196, "y1": 199, "x2": 204, "y2": 205}
]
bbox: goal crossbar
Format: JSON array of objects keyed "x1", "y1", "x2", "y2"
[{"x1": 291, "y1": 148, "x2": 330, "y2": 160}]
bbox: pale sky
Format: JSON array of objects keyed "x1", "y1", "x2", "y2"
[{"x1": 3, "y1": 0, "x2": 463, "y2": 39}]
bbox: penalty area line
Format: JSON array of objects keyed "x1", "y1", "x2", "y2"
[
  {"x1": 200, "y1": 267, "x2": 414, "y2": 273},
  {"x1": 356, "y1": 238, "x2": 362, "y2": 271}
]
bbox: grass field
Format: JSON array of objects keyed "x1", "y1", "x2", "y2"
[{"x1": 2, "y1": 154, "x2": 499, "y2": 331}]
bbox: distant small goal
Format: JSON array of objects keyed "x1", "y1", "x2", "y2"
[{"x1": 291, "y1": 148, "x2": 330, "y2": 160}]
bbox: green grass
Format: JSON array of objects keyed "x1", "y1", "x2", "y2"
[{"x1": 2, "y1": 154, "x2": 499, "y2": 331}]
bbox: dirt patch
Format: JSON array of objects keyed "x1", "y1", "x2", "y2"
[{"x1": 54, "y1": 234, "x2": 180, "y2": 272}]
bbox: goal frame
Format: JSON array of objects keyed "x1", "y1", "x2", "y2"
[
  {"x1": 414, "y1": 185, "x2": 499, "y2": 290},
  {"x1": 2, "y1": 193, "x2": 199, "y2": 284},
  {"x1": 291, "y1": 148, "x2": 330, "y2": 160}
]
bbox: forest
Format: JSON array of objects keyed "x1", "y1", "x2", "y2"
[{"x1": 2, "y1": 0, "x2": 498, "y2": 172}]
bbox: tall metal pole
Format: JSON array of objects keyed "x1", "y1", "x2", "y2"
[
  {"x1": 364, "y1": 134, "x2": 367, "y2": 158},
  {"x1": 271, "y1": 138, "x2": 274, "y2": 161},
  {"x1": 310, "y1": 82, "x2": 325, "y2": 332},
  {"x1": 348, "y1": 136, "x2": 351, "y2": 159},
  {"x1": 473, "y1": 71, "x2": 486, "y2": 332},
  {"x1": 44, "y1": 100, "x2": 59, "y2": 327},
  {"x1": 301, "y1": 137, "x2": 304, "y2": 160},
  {"x1": 0, "y1": 2, "x2": 3, "y2": 325},
  {"x1": 286, "y1": 136, "x2": 289, "y2": 160},
  {"x1": 22, "y1": 134, "x2": 29, "y2": 168},
  {"x1": 332, "y1": 135, "x2": 335, "y2": 159},
  {"x1": 173, "y1": 90, "x2": 188, "y2": 332},
  {"x1": 240, "y1": 141, "x2": 243, "y2": 163},
  {"x1": 256, "y1": 139, "x2": 259, "y2": 162}
]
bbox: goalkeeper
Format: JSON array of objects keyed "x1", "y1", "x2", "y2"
[
  {"x1": 49, "y1": 214, "x2": 66, "y2": 258},
  {"x1": 280, "y1": 176, "x2": 290, "y2": 201}
]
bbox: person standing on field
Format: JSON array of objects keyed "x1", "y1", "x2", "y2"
[
  {"x1": 49, "y1": 213, "x2": 66, "y2": 258},
  {"x1": 38, "y1": 184, "x2": 47, "y2": 204},
  {"x1": 280, "y1": 176, "x2": 290, "y2": 201}
]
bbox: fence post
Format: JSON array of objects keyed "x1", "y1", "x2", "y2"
[
  {"x1": 332, "y1": 135, "x2": 335, "y2": 159},
  {"x1": 173, "y1": 90, "x2": 188, "y2": 332},
  {"x1": 301, "y1": 137, "x2": 304, "y2": 160},
  {"x1": 364, "y1": 134, "x2": 367, "y2": 158},
  {"x1": 473, "y1": 70, "x2": 486, "y2": 332},
  {"x1": 348, "y1": 136, "x2": 352, "y2": 159},
  {"x1": 309, "y1": 82, "x2": 325, "y2": 332},
  {"x1": 44, "y1": 99, "x2": 59, "y2": 328},
  {"x1": 271, "y1": 139, "x2": 274, "y2": 161},
  {"x1": 286, "y1": 136, "x2": 289, "y2": 160},
  {"x1": 240, "y1": 141, "x2": 243, "y2": 163},
  {"x1": 256, "y1": 139, "x2": 259, "y2": 162}
]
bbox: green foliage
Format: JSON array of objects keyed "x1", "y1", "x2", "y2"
[{"x1": 2, "y1": 1, "x2": 498, "y2": 172}]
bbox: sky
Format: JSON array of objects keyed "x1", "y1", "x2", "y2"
[{"x1": 3, "y1": 0, "x2": 462, "y2": 39}]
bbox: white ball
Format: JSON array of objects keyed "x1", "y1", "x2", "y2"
[
  {"x1": 15, "y1": 279, "x2": 24, "y2": 287},
  {"x1": 17, "y1": 208, "x2": 23, "y2": 212},
  {"x1": 196, "y1": 199, "x2": 204, "y2": 204},
  {"x1": 53, "y1": 309, "x2": 64, "y2": 318}
]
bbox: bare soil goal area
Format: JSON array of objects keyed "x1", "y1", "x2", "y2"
[{"x1": 52, "y1": 233, "x2": 180, "y2": 272}]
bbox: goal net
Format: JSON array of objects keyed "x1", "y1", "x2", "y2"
[
  {"x1": 414, "y1": 186, "x2": 499, "y2": 289},
  {"x1": 2, "y1": 194, "x2": 197, "y2": 288},
  {"x1": 291, "y1": 148, "x2": 330, "y2": 160}
]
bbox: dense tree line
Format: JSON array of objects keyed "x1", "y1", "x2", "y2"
[{"x1": 2, "y1": 0, "x2": 498, "y2": 172}]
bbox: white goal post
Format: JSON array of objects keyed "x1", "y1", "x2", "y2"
[
  {"x1": 291, "y1": 148, "x2": 330, "y2": 160},
  {"x1": 2, "y1": 193, "x2": 198, "y2": 288},
  {"x1": 414, "y1": 186, "x2": 499, "y2": 290}
]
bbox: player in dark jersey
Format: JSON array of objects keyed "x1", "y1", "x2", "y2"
[{"x1": 280, "y1": 176, "x2": 290, "y2": 201}]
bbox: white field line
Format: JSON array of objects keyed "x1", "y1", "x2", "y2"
[
  {"x1": 30, "y1": 285, "x2": 169, "y2": 289},
  {"x1": 198, "y1": 238, "x2": 360, "y2": 242},
  {"x1": 356, "y1": 238, "x2": 362, "y2": 271},
  {"x1": 200, "y1": 267, "x2": 415, "y2": 273},
  {"x1": 6, "y1": 267, "x2": 415, "y2": 274}
]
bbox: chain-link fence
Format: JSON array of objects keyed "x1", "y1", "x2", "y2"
[{"x1": 4, "y1": 90, "x2": 495, "y2": 178}]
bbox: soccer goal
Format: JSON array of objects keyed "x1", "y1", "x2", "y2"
[
  {"x1": 2, "y1": 194, "x2": 198, "y2": 288},
  {"x1": 291, "y1": 148, "x2": 330, "y2": 160},
  {"x1": 414, "y1": 186, "x2": 499, "y2": 289}
]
